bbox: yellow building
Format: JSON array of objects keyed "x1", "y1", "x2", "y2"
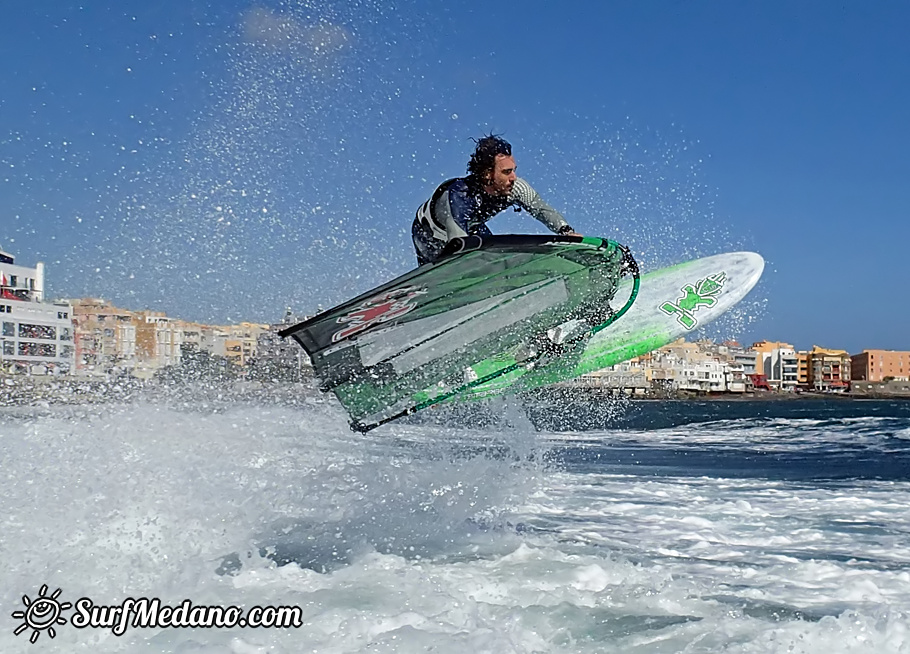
[
  {"x1": 71, "y1": 298, "x2": 137, "y2": 373},
  {"x1": 806, "y1": 345, "x2": 851, "y2": 391}
]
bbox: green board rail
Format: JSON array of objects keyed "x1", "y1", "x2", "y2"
[{"x1": 350, "y1": 238, "x2": 640, "y2": 432}]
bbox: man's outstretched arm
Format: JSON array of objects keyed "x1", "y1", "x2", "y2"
[{"x1": 511, "y1": 178, "x2": 580, "y2": 235}]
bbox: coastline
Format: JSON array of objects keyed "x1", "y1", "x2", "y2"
[
  {"x1": 530, "y1": 385, "x2": 910, "y2": 403},
  {"x1": 3, "y1": 374, "x2": 909, "y2": 411}
]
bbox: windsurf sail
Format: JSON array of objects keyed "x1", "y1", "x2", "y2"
[{"x1": 279, "y1": 234, "x2": 639, "y2": 431}]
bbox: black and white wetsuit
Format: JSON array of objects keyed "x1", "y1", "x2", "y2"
[{"x1": 411, "y1": 176, "x2": 573, "y2": 265}]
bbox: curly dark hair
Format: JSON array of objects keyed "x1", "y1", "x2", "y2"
[{"x1": 466, "y1": 134, "x2": 512, "y2": 180}]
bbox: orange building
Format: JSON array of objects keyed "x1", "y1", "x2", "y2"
[
  {"x1": 134, "y1": 312, "x2": 183, "y2": 368},
  {"x1": 851, "y1": 350, "x2": 910, "y2": 382},
  {"x1": 796, "y1": 351, "x2": 809, "y2": 386}
]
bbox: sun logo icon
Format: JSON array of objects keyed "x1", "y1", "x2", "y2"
[{"x1": 11, "y1": 585, "x2": 72, "y2": 644}]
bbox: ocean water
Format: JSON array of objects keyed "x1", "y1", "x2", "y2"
[{"x1": 2, "y1": 394, "x2": 909, "y2": 653}]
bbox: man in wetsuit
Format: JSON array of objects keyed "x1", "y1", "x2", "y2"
[{"x1": 411, "y1": 135, "x2": 580, "y2": 265}]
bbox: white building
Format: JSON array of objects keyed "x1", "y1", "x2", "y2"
[
  {"x1": 137, "y1": 313, "x2": 186, "y2": 370},
  {"x1": 651, "y1": 349, "x2": 742, "y2": 393},
  {"x1": 0, "y1": 247, "x2": 75, "y2": 374},
  {"x1": 724, "y1": 363, "x2": 748, "y2": 393},
  {"x1": 732, "y1": 350, "x2": 758, "y2": 375},
  {"x1": 576, "y1": 360, "x2": 649, "y2": 393},
  {"x1": 760, "y1": 347, "x2": 799, "y2": 392},
  {"x1": 675, "y1": 359, "x2": 729, "y2": 393}
]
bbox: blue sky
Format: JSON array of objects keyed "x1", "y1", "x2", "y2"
[{"x1": 1, "y1": 0, "x2": 908, "y2": 353}]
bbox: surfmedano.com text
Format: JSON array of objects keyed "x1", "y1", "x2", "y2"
[{"x1": 71, "y1": 597, "x2": 303, "y2": 635}]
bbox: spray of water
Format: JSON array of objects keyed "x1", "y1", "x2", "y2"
[{"x1": 6, "y1": 1, "x2": 759, "y2": 333}]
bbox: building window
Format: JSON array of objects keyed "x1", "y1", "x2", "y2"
[
  {"x1": 57, "y1": 311, "x2": 69, "y2": 319},
  {"x1": 19, "y1": 323, "x2": 57, "y2": 340},
  {"x1": 2, "y1": 322, "x2": 14, "y2": 336},
  {"x1": 2, "y1": 340, "x2": 13, "y2": 355},
  {"x1": 60, "y1": 328, "x2": 72, "y2": 341},
  {"x1": 19, "y1": 342, "x2": 56, "y2": 357}
]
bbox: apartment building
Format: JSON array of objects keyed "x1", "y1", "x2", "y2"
[
  {"x1": 649, "y1": 347, "x2": 741, "y2": 393},
  {"x1": 210, "y1": 322, "x2": 269, "y2": 366},
  {"x1": 751, "y1": 341, "x2": 798, "y2": 391},
  {"x1": 0, "y1": 248, "x2": 75, "y2": 374},
  {"x1": 577, "y1": 359, "x2": 649, "y2": 393},
  {"x1": 806, "y1": 346, "x2": 851, "y2": 391},
  {"x1": 71, "y1": 298, "x2": 137, "y2": 374},
  {"x1": 796, "y1": 351, "x2": 809, "y2": 386},
  {"x1": 851, "y1": 349, "x2": 910, "y2": 382},
  {"x1": 134, "y1": 312, "x2": 188, "y2": 371},
  {"x1": 72, "y1": 300, "x2": 214, "y2": 376},
  {"x1": 732, "y1": 349, "x2": 758, "y2": 375},
  {"x1": 698, "y1": 339, "x2": 758, "y2": 376}
]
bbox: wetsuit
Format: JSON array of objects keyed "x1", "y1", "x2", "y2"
[{"x1": 411, "y1": 176, "x2": 574, "y2": 265}]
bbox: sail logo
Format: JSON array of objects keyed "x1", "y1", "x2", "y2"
[
  {"x1": 660, "y1": 271, "x2": 727, "y2": 329},
  {"x1": 332, "y1": 286, "x2": 427, "y2": 342}
]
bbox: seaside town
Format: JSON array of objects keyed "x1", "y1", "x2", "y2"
[{"x1": 2, "y1": 247, "x2": 908, "y2": 399}]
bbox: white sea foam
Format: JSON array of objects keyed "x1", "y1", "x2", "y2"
[{"x1": 2, "y1": 401, "x2": 909, "y2": 652}]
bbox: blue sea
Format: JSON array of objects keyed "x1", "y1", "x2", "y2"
[{"x1": 2, "y1": 395, "x2": 909, "y2": 652}]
